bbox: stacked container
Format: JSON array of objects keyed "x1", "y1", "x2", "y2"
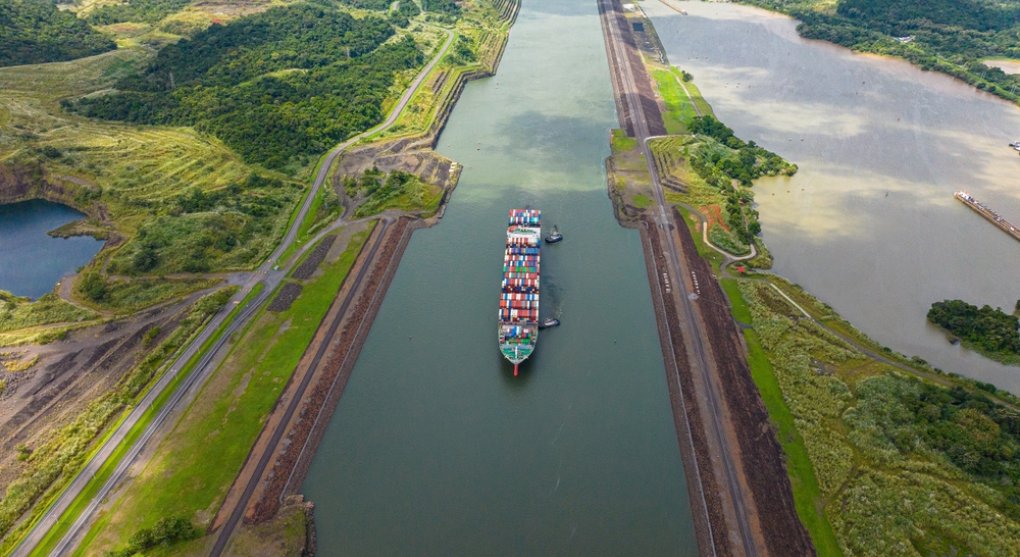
[{"x1": 498, "y1": 209, "x2": 542, "y2": 363}]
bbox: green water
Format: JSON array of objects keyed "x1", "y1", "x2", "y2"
[{"x1": 301, "y1": 2, "x2": 697, "y2": 554}]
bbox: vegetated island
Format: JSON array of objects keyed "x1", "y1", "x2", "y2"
[
  {"x1": 929, "y1": 299, "x2": 1020, "y2": 366},
  {"x1": 738, "y1": 0, "x2": 1020, "y2": 104}
]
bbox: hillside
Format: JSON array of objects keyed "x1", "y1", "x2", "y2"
[
  {"x1": 70, "y1": 3, "x2": 424, "y2": 169},
  {"x1": 0, "y1": 0, "x2": 115, "y2": 67}
]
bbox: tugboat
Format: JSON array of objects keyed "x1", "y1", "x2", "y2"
[
  {"x1": 544, "y1": 225, "x2": 563, "y2": 244},
  {"x1": 539, "y1": 317, "x2": 560, "y2": 329}
]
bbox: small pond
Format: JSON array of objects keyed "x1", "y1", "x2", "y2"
[{"x1": 0, "y1": 199, "x2": 104, "y2": 299}]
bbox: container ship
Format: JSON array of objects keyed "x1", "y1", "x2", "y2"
[
  {"x1": 499, "y1": 209, "x2": 541, "y2": 376},
  {"x1": 955, "y1": 191, "x2": 1020, "y2": 242}
]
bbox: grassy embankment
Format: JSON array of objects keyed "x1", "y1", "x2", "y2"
[
  {"x1": 75, "y1": 224, "x2": 374, "y2": 556},
  {"x1": 0, "y1": 286, "x2": 240, "y2": 556},
  {"x1": 632, "y1": 8, "x2": 1020, "y2": 554},
  {"x1": 719, "y1": 274, "x2": 1020, "y2": 556},
  {"x1": 721, "y1": 278, "x2": 843, "y2": 556},
  {"x1": 0, "y1": 292, "x2": 99, "y2": 347},
  {"x1": 603, "y1": 15, "x2": 791, "y2": 264}
]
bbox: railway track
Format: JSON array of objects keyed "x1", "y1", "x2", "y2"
[{"x1": 597, "y1": 0, "x2": 759, "y2": 554}]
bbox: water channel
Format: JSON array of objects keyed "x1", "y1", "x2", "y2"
[
  {"x1": 0, "y1": 199, "x2": 103, "y2": 299},
  {"x1": 646, "y1": 0, "x2": 1020, "y2": 395},
  {"x1": 301, "y1": 1, "x2": 697, "y2": 554}
]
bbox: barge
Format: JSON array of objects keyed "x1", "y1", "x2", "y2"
[{"x1": 955, "y1": 191, "x2": 1020, "y2": 242}]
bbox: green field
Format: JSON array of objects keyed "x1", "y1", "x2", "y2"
[
  {"x1": 721, "y1": 278, "x2": 842, "y2": 556},
  {"x1": 79, "y1": 225, "x2": 373, "y2": 556},
  {"x1": 730, "y1": 276, "x2": 1020, "y2": 555}
]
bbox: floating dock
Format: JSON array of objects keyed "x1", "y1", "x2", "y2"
[{"x1": 955, "y1": 191, "x2": 1020, "y2": 242}]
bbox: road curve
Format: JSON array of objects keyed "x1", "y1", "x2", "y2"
[
  {"x1": 598, "y1": 0, "x2": 758, "y2": 555},
  {"x1": 12, "y1": 26, "x2": 455, "y2": 557},
  {"x1": 269, "y1": 26, "x2": 455, "y2": 268}
]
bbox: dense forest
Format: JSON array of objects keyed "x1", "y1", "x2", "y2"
[
  {"x1": 70, "y1": 3, "x2": 425, "y2": 168},
  {"x1": 740, "y1": 0, "x2": 1020, "y2": 103},
  {"x1": 928, "y1": 299, "x2": 1020, "y2": 361},
  {"x1": 85, "y1": 0, "x2": 192, "y2": 25},
  {"x1": 859, "y1": 376, "x2": 1020, "y2": 521},
  {"x1": 0, "y1": 0, "x2": 115, "y2": 67}
]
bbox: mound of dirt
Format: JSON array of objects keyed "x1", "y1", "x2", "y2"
[{"x1": 268, "y1": 284, "x2": 302, "y2": 313}]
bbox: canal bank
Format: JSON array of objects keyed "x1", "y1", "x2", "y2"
[
  {"x1": 599, "y1": 0, "x2": 813, "y2": 554},
  {"x1": 644, "y1": 0, "x2": 1020, "y2": 395},
  {"x1": 301, "y1": 0, "x2": 698, "y2": 554}
]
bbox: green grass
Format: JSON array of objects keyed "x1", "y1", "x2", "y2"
[
  {"x1": 95, "y1": 278, "x2": 215, "y2": 315},
  {"x1": 80, "y1": 225, "x2": 374, "y2": 555},
  {"x1": 610, "y1": 128, "x2": 638, "y2": 152},
  {"x1": 722, "y1": 278, "x2": 843, "y2": 556},
  {"x1": 632, "y1": 193, "x2": 653, "y2": 209},
  {"x1": 735, "y1": 278, "x2": 1020, "y2": 555},
  {"x1": 354, "y1": 174, "x2": 442, "y2": 218},
  {"x1": 673, "y1": 205, "x2": 725, "y2": 271},
  {"x1": 25, "y1": 286, "x2": 255, "y2": 557},
  {"x1": 0, "y1": 292, "x2": 98, "y2": 333},
  {"x1": 669, "y1": 67, "x2": 713, "y2": 117},
  {"x1": 651, "y1": 68, "x2": 697, "y2": 134}
]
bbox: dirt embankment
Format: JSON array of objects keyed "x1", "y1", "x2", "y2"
[
  {"x1": 669, "y1": 208, "x2": 813, "y2": 556},
  {"x1": 246, "y1": 217, "x2": 413, "y2": 524},
  {"x1": 641, "y1": 221, "x2": 729, "y2": 556},
  {"x1": 0, "y1": 297, "x2": 196, "y2": 495}
]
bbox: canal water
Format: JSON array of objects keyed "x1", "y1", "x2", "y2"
[
  {"x1": 0, "y1": 199, "x2": 103, "y2": 299},
  {"x1": 302, "y1": 1, "x2": 697, "y2": 555},
  {"x1": 645, "y1": 0, "x2": 1020, "y2": 395}
]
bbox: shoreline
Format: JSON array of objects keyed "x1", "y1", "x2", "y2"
[
  {"x1": 206, "y1": 3, "x2": 522, "y2": 550},
  {"x1": 599, "y1": 0, "x2": 813, "y2": 554}
]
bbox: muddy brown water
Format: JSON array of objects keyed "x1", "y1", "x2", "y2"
[
  {"x1": 646, "y1": 0, "x2": 1020, "y2": 395},
  {"x1": 301, "y1": 1, "x2": 698, "y2": 555}
]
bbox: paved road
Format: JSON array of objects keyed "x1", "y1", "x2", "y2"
[
  {"x1": 207, "y1": 218, "x2": 392, "y2": 557},
  {"x1": 598, "y1": 0, "x2": 757, "y2": 555},
  {"x1": 12, "y1": 26, "x2": 455, "y2": 557}
]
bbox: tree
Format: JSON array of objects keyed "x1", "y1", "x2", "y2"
[{"x1": 80, "y1": 272, "x2": 108, "y2": 301}]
